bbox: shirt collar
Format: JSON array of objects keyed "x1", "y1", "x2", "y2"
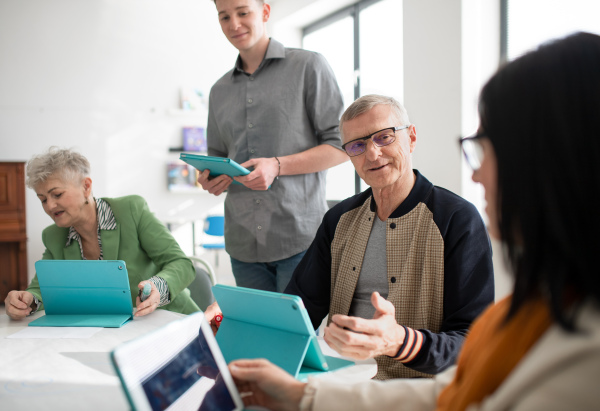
[
  {"x1": 65, "y1": 198, "x2": 117, "y2": 246},
  {"x1": 369, "y1": 170, "x2": 434, "y2": 218},
  {"x1": 232, "y1": 38, "x2": 286, "y2": 78}
]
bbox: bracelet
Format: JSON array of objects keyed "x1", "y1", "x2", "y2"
[
  {"x1": 275, "y1": 156, "x2": 281, "y2": 179},
  {"x1": 299, "y1": 380, "x2": 316, "y2": 411}
]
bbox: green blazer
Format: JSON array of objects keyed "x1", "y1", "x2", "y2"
[{"x1": 26, "y1": 195, "x2": 200, "y2": 314}]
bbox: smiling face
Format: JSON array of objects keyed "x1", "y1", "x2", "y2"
[
  {"x1": 342, "y1": 104, "x2": 417, "y2": 192},
  {"x1": 35, "y1": 175, "x2": 92, "y2": 228},
  {"x1": 215, "y1": 0, "x2": 270, "y2": 55}
]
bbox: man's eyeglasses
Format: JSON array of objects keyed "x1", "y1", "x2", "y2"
[
  {"x1": 342, "y1": 125, "x2": 410, "y2": 157},
  {"x1": 459, "y1": 132, "x2": 486, "y2": 171}
]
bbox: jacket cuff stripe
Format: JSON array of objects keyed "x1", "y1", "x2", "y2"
[
  {"x1": 394, "y1": 326, "x2": 415, "y2": 360},
  {"x1": 400, "y1": 330, "x2": 423, "y2": 363}
]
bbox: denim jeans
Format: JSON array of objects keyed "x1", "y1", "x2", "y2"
[{"x1": 230, "y1": 250, "x2": 307, "y2": 292}]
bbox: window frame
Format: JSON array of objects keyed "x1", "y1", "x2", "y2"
[{"x1": 302, "y1": 0, "x2": 385, "y2": 195}]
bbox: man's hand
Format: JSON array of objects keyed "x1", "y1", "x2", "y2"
[
  {"x1": 234, "y1": 157, "x2": 279, "y2": 190},
  {"x1": 323, "y1": 292, "x2": 406, "y2": 359},
  {"x1": 5, "y1": 290, "x2": 35, "y2": 320},
  {"x1": 229, "y1": 358, "x2": 306, "y2": 411},
  {"x1": 197, "y1": 169, "x2": 233, "y2": 196},
  {"x1": 134, "y1": 281, "x2": 160, "y2": 317},
  {"x1": 204, "y1": 301, "x2": 223, "y2": 335}
]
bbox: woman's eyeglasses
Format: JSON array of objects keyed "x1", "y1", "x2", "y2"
[{"x1": 459, "y1": 132, "x2": 486, "y2": 171}]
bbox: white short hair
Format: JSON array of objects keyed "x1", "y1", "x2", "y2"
[
  {"x1": 26, "y1": 147, "x2": 90, "y2": 189},
  {"x1": 340, "y1": 94, "x2": 410, "y2": 139}
]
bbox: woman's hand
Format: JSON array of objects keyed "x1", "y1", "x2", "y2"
[
  {"x1": 229, "y1": 359, "x2": 306, "y2": 411},
  {"x1": 134, "y1": 281, "x2": 160, "y2": 317},
  {"x1": 5, "y1": 290, "x2": 35, "y2": 320}
]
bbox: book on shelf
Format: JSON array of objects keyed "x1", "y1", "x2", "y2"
[
  {"x1": 182, "y1": 126, "x2": 207, "y2": 152},
  {"x1": 167, "y1": 161, "x2": 199, "y2": 191}
]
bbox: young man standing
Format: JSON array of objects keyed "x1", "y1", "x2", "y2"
[{"x1": 198, "y1": 0, "x2": 347, "y2": 292}]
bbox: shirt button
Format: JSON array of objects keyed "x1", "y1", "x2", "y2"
[
  {"x1": 390, "y1": 223, "x2": 397, "y2": 229},
  {"x1": 250, "y1": 149, "x2": 255, "y2": 154},
  {"x1": 248, "y1": 98, "x2": 253, "y2": 104},
  {"x1": 249, "y1": 77, "x2": 254, "y2": 81},
  {"x1": 391, "y1": 277, "x2": 397, "y2": 283},
  {"x1": 255, "y1": 199, "x2": 260, "y2": 204},
  {"x1": 248, "y1": 123, "x2": 254, "y2": 128},
  {"x1": 257, "y1": 226, "x2": 262, "y2": 230}
]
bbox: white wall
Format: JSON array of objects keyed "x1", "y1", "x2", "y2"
[
  {"x1": 0, "y1": 0, "x2": 238, "y2": 280},
  {"x1": 402, "y1": 0, "x2": 463, "y2": 194}
]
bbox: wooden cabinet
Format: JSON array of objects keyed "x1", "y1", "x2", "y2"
[{"x1": 0, "y1": 162, "x2": 28, "y2": 301}]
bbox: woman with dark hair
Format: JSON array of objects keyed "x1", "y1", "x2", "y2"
[{"x1": 224, "y1": 32, "x2": 600, "y2": 411}]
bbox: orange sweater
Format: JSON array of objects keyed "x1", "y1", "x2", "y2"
[{"x1": 436, "y1": 296, "x2": 552, "y2": 411}]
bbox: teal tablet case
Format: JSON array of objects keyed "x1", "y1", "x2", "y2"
[
  {"x1": 212, "y1": 285, "x2": 354, "y2": 380},
  {"x1": 179, "y1": 153, "x2": 250, "y2": 185},
  {"x1": 28, "y1": 260, "x2": 133, "y2": 328}
]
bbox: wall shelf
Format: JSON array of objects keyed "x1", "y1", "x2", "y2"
[{"x1": 166, "y1": 108, "x2": 208, "y2": 118}]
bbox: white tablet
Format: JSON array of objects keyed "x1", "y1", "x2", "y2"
[{"x1": 111, "y1": 312, "x2": 244, "y2": 411}]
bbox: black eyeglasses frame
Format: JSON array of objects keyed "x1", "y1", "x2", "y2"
[
  {"x1": 458, "y1": 132, "x2": 487, "y2": 171},
  {"x1": 342, "y1": 125, "x2": 410, "y2": 157}
]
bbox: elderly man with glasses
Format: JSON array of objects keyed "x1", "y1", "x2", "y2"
[{"x1": 284, "y1": 94, "x2": 495, "y2": 380}]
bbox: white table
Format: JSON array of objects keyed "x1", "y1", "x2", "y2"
[
  {"x1": 315, "y1": 337, "x2": 378, "y2": 384},
  {"x1": 0, "y1": 309, "x2": 184, "y2": 410},
  {"x1": 1, "y1": 310, "x2": 376, "y2": 410}
]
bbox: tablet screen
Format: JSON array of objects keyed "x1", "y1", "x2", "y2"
[{"x1": 111, "y1": 312, "x2": 243, "y2": 411}]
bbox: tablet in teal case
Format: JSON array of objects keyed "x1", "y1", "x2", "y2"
[
  {"x1": 29, "y1": 260, "x2": 133, "y2": 328},
  {"x1": 212, "y1": 284, "x2": 354, "y2": 380},
  {"x1": 179, "y1": 153, "x2": 250, "y2": 185}
]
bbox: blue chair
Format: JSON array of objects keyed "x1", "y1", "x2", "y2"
[{"x1": 200, "y1": 215, "x2": 225, "y2": 270}]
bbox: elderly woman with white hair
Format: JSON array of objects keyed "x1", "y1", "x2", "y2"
[{"x1": 5, "y1": 147, "x2": 199, "y2": 319}]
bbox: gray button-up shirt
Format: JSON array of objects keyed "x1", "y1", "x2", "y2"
[{"x1": 207, "y1": 38, "x2": 344, "y2": 263}]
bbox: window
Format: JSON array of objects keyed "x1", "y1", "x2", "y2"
[
  {"x1": 464, "y1": 0, "x2": 600, "y2": 222},
  {"x1": 503, "y1": 0, "x2": 600, "y2": 61},
  {"x1": 303, "y1": 0, "x2": 403, "y2": 200}
]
